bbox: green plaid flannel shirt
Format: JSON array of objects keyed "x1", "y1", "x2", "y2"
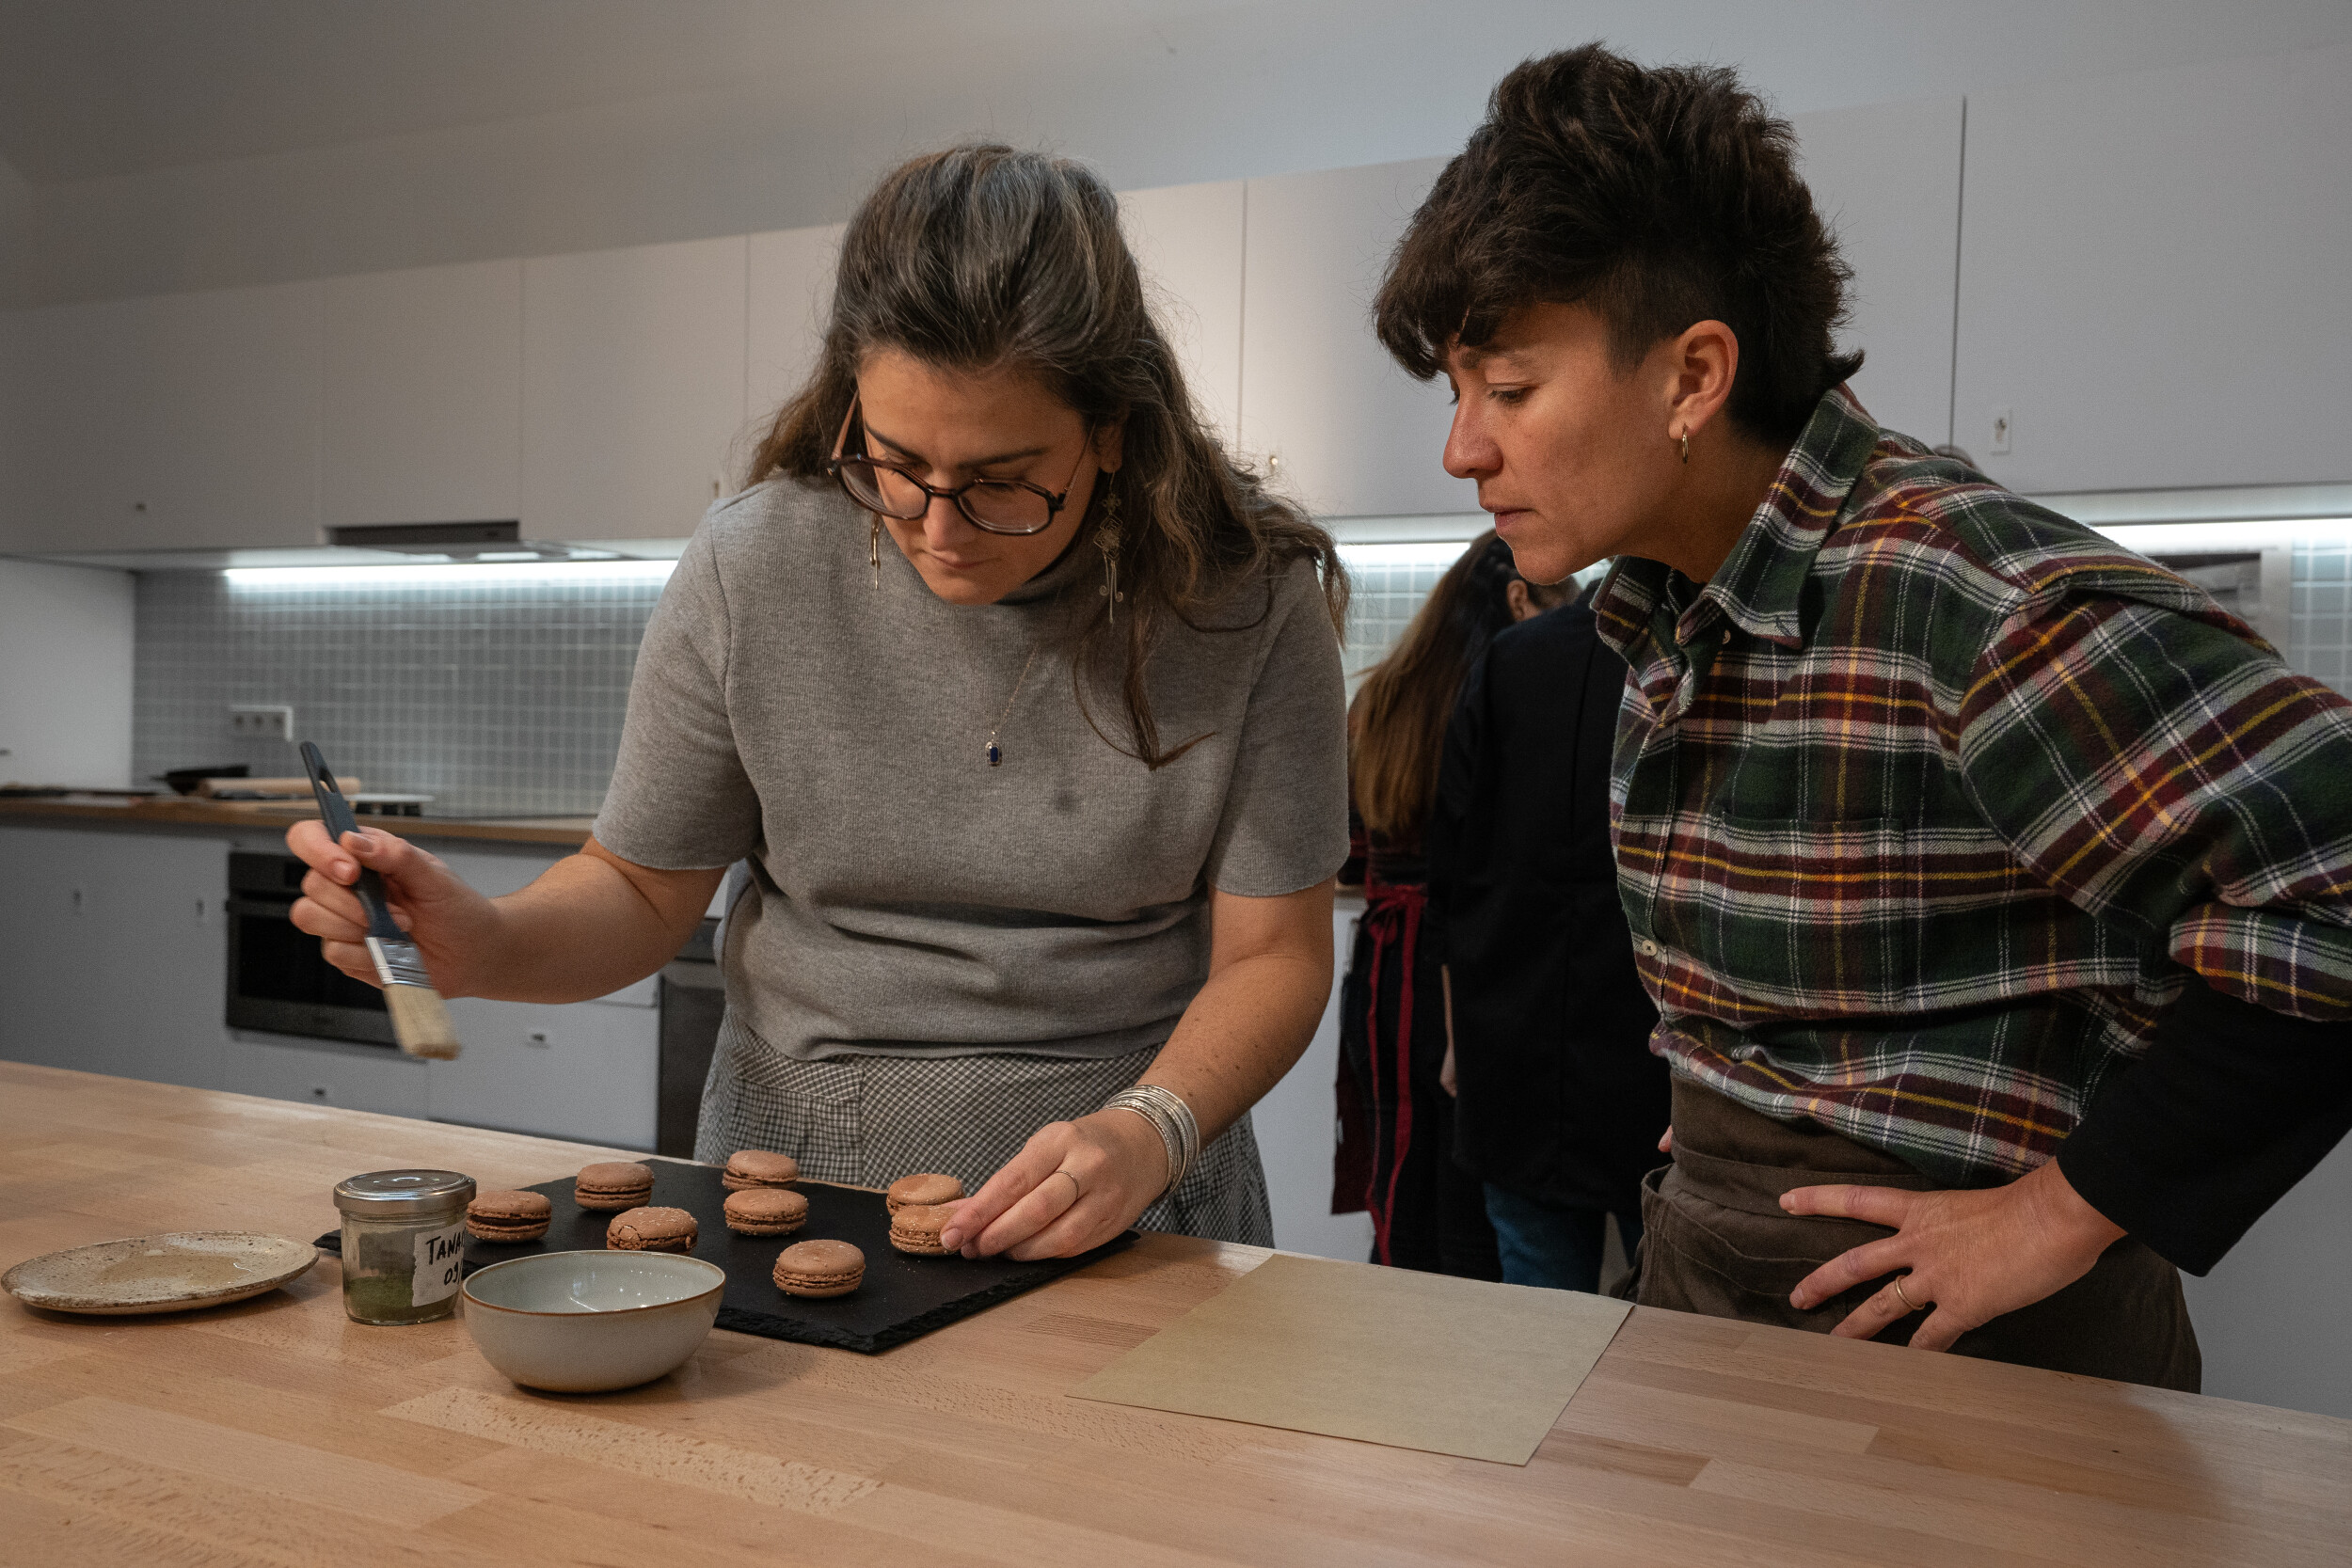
[{"x1": 1594, "y1": 388, "x2": 2352, "y2": 1188}]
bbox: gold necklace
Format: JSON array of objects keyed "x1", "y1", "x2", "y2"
[{"x1": 984, "y1": 641, "x2": 1044, "y2": 768}]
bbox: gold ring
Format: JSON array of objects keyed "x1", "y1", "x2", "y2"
[
  {"x1": 1892, "y1": 1275, "x2": 1920, "y2": 1312},
  {"x1": 1051, "y1": 1168, "x2": 1082, "y2": 1202}
]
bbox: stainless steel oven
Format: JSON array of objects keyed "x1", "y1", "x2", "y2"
[{"x1": 225, "y1": 851, "x2": 396, "y2": 1046}]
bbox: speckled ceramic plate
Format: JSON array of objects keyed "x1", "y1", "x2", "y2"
[{"x1": 2, "y1": 1231, "x2": 316, "y2": 1315}]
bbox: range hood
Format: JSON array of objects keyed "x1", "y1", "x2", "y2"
[
  {"x1": 321, "y1": 520, "x2": 612, "y2": 562},
  {"x1": 16, "y1": 520, "x2": 687, "y2": 573}
]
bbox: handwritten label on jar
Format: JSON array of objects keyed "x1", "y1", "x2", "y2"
[{"x1": 411, "y1": 1222, "x2": 466, "y2": 1307}]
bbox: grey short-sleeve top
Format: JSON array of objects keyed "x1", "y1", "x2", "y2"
[{"x1": 594, "y1": 480, "x2": 1350, "y2": 1061}]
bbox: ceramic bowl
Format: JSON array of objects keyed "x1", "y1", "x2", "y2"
[{"x1": 462, "y1": 1250, "x2": 723, "y2": 1392}]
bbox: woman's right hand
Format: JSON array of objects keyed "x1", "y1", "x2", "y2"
[{"x1": 284, "y1": 820, "x2": 500, "y2": 997}]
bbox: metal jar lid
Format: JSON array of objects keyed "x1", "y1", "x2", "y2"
[{"x1": 333, "y1": 1169, "x2": 476, "y2": 1220}]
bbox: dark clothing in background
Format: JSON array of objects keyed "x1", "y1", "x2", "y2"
[
  {"x1": 1426, "y1": 603, "x2": 1669, "y2": 1218},
  {"x1": 1634, "y1": 1079, "x2": 2201, "y2": 1392},
  {"x1": 1335, "y1": 824, "x2": 1502, "y2": 1280}
]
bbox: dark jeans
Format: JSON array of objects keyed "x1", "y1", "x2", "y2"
[
  {"x1": 1484, "y1": 1183, "x2": 1643, "y2": 1293},
  {"x1": 1633, "y1": 1078, "x2": 2201, "y2": 1392}
]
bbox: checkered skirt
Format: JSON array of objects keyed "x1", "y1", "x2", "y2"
[{"x1": 694, "y1": 1010, "x2": 1274, "y2": 1246}]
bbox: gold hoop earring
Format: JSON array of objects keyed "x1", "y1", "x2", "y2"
[
  {"x1": 1095, "y1": 484, "x2": 1125, "y2": 625},
  {"x1": 1678, "y1": 430, "x2": 1690, "y2": 465},
  {"x1": 868, "y1": 514, "x2": 882, "y2": 589}
]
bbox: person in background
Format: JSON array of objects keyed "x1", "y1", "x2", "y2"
[
  {"x1": 1336, "y1": 532, "x2": 1520, "y2": 1277},
  {"x1": 1370, "y1": 42, "x2": 2352, "y2": 1388},
  {"x1": 1427, "y1": 573, "x2": 1667, "y2": 1291}
]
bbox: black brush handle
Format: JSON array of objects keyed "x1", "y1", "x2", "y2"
[{"x1": 300, "y1": 741, "x2": 403, "y2": 942}]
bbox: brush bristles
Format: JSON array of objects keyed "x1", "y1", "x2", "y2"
[{"x1": 384, "y1": 984, "x2": 462, "y2": 1060}]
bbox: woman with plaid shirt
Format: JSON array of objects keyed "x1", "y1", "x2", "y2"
[{"x1": 1369, "y1": 44, "x2": 2352, "y2": 1388}]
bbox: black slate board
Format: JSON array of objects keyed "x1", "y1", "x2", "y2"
[{"x1": 316, "y1": 1159, "x2": 1134, "y2": 1354}]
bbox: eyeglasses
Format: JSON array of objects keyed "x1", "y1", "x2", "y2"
[{"x1": 824, "y1": 394, "x2": 1092, "y2": 537}]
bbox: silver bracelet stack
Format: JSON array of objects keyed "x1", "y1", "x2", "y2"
[{"x1": 1102, "y1": 1083, "x2": 1200, "y2": 1196}]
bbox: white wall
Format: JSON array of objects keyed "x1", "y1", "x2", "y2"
[
  {"x1": 8, "y1": 0, "x2": 2352, "y2": 309},
  {"x1": 0, "y1": 558, "x2": 134, "y2": 787}
]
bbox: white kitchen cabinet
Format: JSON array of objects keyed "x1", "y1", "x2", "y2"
[
  {"x1": 1120, "y1": 180, "x2": 1247, "y2": 451},
  {"x1": 2184, "y1": 1133, "x2": 2352, "y2": 1419},
  {"x1": 219, "y1": 1032, "x2": 429, "y2": 1119},
  {"x1": 0, "y1": 298, "x2": 135, "y2": 553},
  {"x1": 1254, "y1": 898, "x2": 1375, "y2": 1261},
  {"x1": 522, "y1": 235, "x2": 749, "y2": 542},
  {"x1": 0, "y1": 826, "x2": 227, "y2": 1088},
  {"x1": 323, "y1": 260, "x2": 523, "y2": 528},
  {"x1": 0, "y1": 281, "x2": 322, "y2": 552},
  {"x1": 1953, "y1": 44, "x2": 2352, "y2": 493},
  {"x1": 745, "y1": 223, "x2": 843, "y2": 431},
  {"x1": 418, "y1": 840, "x2": 659, "y2": 1148},
  {"x1": 1791, "y1": 96, "x2": 1964, "y2": 450},
  {"x1": 1239, "y1": 158, "x2": 1474, "y2": 520},
  {"x1": 430, "y1": 997, "x2": 658, "y2": 1149}
]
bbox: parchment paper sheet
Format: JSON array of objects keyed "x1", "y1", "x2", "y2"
[{"x1": 1071, "y1": 1252, "x2": 1632, "y2": 1465}]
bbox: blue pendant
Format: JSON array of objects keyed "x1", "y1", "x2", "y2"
[{"x1": 986, "y1": 740, "x2": 1002, "y2": 768}]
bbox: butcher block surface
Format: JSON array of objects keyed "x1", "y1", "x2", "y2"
[{"x1": 1, "y1": 1062, "x2": 2346, "y2": 1566}]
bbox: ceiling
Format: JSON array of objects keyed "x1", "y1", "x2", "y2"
[
  {"x1": 6, "y1": 1, "x2": 2350, "y2": 312},
  {"x1": 0, "y1": 0, "x2": 1233, "y2": 183}
]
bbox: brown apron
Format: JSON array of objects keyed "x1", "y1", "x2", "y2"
[{"x1": 1630, "y1": 1078, "x2": 2201, "y2": 1392}]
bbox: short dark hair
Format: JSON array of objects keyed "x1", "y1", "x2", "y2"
[{"x1": 1375, "y1": 44, "x2": 1862, "y2": 443}]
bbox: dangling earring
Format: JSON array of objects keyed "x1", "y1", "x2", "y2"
[
  {"x1": 868, "y1": 514, "x2": 882, "y2": 589},
  {"x1": 1095, "y1": 484, "x2": 1125, "y2": 625},
  {"x1": 1677, "y1": 430, "x2": 1690, "y2": 465}
]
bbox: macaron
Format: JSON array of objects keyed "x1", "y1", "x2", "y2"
[
  {"x1": 465, "y1": 1189, "x2": 552, "y2": 1243},
  {"x1": 723, "y1": 1186, "x2": 810, "y2": 1238},
  {"x1": 889, "y1": 1202, "x2": 955, "y2": 1257},
  {"x1": 606, "y1": 1206, "x2": 698, "y2": 1254},
  {"x1": 773, "y1": 1239, "x2": 865, "y2": 1298},
  {"x1": 574, "y1": 1162, "x2": 654, "y2": 1211},
  {"x1": 723, "y1": 1149, "x2": 802, "y2": 1192},
  {"x1": 886, "y1": 1173, "x2": 963, "y2": 1213}
]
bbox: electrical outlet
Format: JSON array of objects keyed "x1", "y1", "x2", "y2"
[
  {"x1": 229, "y1": 704, "x2": 294, "y2": 740},
  {"x1": 1989, "y1": 405, "x2": 2013, "y2": 455}
]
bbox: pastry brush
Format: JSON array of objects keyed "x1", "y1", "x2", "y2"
[{"x1": 299, "y1": 741, "x2": 462, "y2": 1060}]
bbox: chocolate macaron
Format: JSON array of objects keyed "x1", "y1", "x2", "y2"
[
  {"x1": 465, "y1": 1189, "x2": 552, "y2": 1243},
  {"x1": 723, "y1": 1149, "x2": 802, "y2": 1193},
  {"x1": 574, "y1": 1162, "x2": 654, "y2": 1211},
  {"x1": 888, "y1": 1202, "x2": 955, "y2": 1256},
  {"x1": 607, "y1": 1206, "x2": 698, "y2": 1253},
  {"x1": 772, "y1": 1239, "x2": 865, "y2": 1298},
  {"x1": 886, "y1": 1173, "x2": 963, "y2": 1214},
  {"x1": 723, "y1": 1186, "x2": 810, "y2": 1238}
]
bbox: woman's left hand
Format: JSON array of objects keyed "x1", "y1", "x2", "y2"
[
  {"x1": 939, "y1": 1108, "x2": 1169, "y2": 1260},
  {"x1": 1781, "y1": 1158, "x2": 2127, "y2": 1350}
]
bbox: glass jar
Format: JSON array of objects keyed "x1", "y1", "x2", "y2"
[{"x1": 333, "y1": 1169, "x2": 476, "y2": 1325}]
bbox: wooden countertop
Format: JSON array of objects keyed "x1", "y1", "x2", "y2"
[
  {"x1": 0, "y1": 797, "x2": 595, "y2": 847},
  {"x1": 3, "y1": 1064, "x2": 2347, "y2": 1566}
]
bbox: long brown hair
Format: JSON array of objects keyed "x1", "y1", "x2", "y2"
[
  {"x1": 1350, "y1": 533, "x2": 1523, "y2": 842},
  {"x1": 746, "y1": 144, "x2": 1346, "y2": 767}
]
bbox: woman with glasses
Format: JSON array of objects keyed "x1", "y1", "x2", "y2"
[{"x1": 285, "y1": 144, "x2": 1350, "y2": 1259}]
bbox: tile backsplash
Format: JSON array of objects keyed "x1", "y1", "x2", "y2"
[
  {"x1": 128, "y1": 534, "x2": 2352, "y2": 823},
  {"x1": 2292, "y1": 542, "x2": 2352, "y2": 692},
  {"x1": 134, "y1": 568, "x2": 669, "y2": 818},
  {"x1": 1342, "y1": 548, "x2": 1461, "y2": 677}
]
